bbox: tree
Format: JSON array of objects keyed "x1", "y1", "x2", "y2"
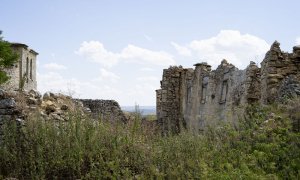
[{"x1": 0, "y1": 31, "x2": 18, "y2": 84}]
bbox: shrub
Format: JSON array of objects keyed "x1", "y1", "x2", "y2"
[{"x1": 0, "y1": 103, "x2": 299, "y2": 179}]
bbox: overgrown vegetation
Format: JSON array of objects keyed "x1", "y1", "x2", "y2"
[
  {"x1": 0, "y1": 31, "x2": 18, "y2": 84},
  {"x1": 0, "y1": 102, "x2": 299, "y2": 179}
]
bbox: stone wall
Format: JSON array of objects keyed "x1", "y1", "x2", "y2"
[
  {"x1": 261, "y1": 41, "x2": 300, "y2": 103},
  {"x1": 1, "y1": 43, "x2": 38, "y2": 91},
  {"x1": 0, "y1": 89, "x2": 127, "y2": 124},
  {"x1": 0, "y1": 89, "x2": 23, "y2": 126},
  {"x1": 78, "y1": 99, "x2": 127, "y2": 123},
  {"x1": 157, "y1": 42, "x2": 300, "y2": 134},
  {"x1": 156, "y1": 66, "x2": 185, "y2": 135}
]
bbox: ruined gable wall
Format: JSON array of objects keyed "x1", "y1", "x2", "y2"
[
  {"x1": 1, "y1": 44, "x2": 38, "y2": 92},
  {"x1": 157, "y1": 43, "x2": 300, "y2": 134},
  {"x1": 182, "y1": 60, "x2": 250, "y2": 131},
  {"x1": 157, "y1": 61, "x2": 254, "y2": 133},
  {"x1": 20, "y1": 47, "x2": 37, "y2": 91}
]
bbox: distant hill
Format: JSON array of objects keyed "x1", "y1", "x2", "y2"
[{"x1": 121, "y1": 106, "x2": 156, "y2": 115}]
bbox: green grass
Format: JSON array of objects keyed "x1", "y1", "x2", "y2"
[{"x1": 0, "y1": 104, "x2": 299, "y2": 179}]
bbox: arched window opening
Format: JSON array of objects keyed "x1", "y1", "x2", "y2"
[
  {"x1": 201, "y1": 77, "x2": 209, "y2": 104},
  {"x1": 30, "y1": 59, "x2": 33, "y2": 80},
  {"x1": 26, "y1": 58, "x2": 29, "y2": 83},
  {"x1": 220, "y1": 80, "x2": 228, "y2": 104}
]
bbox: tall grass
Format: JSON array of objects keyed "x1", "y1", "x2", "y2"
[{"x1": 0, "y1": 104, "x2": 299, "y2": 179}]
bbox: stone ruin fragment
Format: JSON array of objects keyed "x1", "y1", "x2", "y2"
[{"x1": 156, "y1": 41, "x2": 300, "y2": 134}]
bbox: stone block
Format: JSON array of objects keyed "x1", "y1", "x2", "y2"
[
  {"x1": 27, "y1": 97, "x2": 38, "y2": 105},
  {"x1": 0, "y1": 98, "x2": 16, "y2": 109},
  {"x1": 60, "y1": 104, "x2": 69, "y2": 111},
  {"x1": 0, "y1": 108, "x2": 17, "y2": 115}
]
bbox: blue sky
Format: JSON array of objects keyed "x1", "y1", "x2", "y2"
[{"x1": 1, "y1": 0, "x2": 300, "y2": 105}]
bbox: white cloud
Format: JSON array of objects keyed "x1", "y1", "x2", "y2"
[
  {"x1": 171, "y1": 42, "x2": 192, "y2": 56},
  {"x1": 75, "y1": 41, "x2": 119, "y2": 68},
  {"x1": 76, "y1": 41, "x2": 176, "y2": 67},
  {"x1": 100, "y1": 68, "x2": 120, "y2": 81},
  {"x1": 137, "y1": 76, "x2": 159, "y2": 81},
  {"x1": 92, "y1": 68, "x2": 120, "y2": 83},
  {"x1": 173, "y1": 30, "x2": 270, "y2": 69},
  {"x1": 37, "y1": 72, "x2": 80, "y2": 96},
  {"x1": 36, "y1": 60, "x2": 40, "y2": 68},
  {"x1": 140, "y1": 67, "x2": 155, "y2": 72},
  {"x1": 296, "y1": 37, "x2": 300, "y2": 45},
  {"x1": 37, "y1": 71, "x2": 121, "y2": 99},
  {"x1": 127, "y1": 82, "x2": 158, "y2": 105},
  {"x1": 120, "y1": 44, "x2": 176, "y2": 66},
  {"x1": 37, "y1": 71, "x2": 157, "y2": 105},
  {"x1": 43, "y1": 63, "x2": 67, "y2": 70},
  {"x1": 144, "y1": 34, "x2": 153, "y2": 42}
]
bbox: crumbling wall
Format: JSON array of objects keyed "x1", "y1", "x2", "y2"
[
  {"x1": 0, "y1": 89, "x2": 127, "y2": 124},
  {"x1": 180, "y1": 60, "x2": 248, "y2": 131},
  {"x1": 0, "y1": 90, "x2": 21, "y2": 123},
  {"x1": 1, "y1": 43, "x2": 38, "y2": 92},
  {"x1": 79, "y1": 99, "x2": 127, "y2": 123},
  {"x1": 157, "y1": 42, "x2": 300, "y2": 134},
  {"x1": 155, "y1": 66, "x2": 185, "y2": 134},
  {"x1": 261, "y1": 42, "x2": 300, "y2": 103}
]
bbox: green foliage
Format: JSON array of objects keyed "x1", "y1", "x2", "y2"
[
  {"x1": 0, "y1": 31, "x2": 18, "y2": 84},
  {"x1": 0, "y1": 71, "x2": 9, "y2": 84},
  {"x1": 0, "y1": 104, "x2": 299, "y2": 179},
  {"x1": 144, "y1": 114, "x2": 156, "y2": 121}
]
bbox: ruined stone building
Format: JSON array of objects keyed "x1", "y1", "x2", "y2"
[
  {"x1": 1, "y1": 43, "x2": 38, "y2": 91},
  {"x1": 156, "y1": 41, "x2": 300, "y2": 134},
  {"x1": 79, "y1": 99, "x2": 127, "y2": 122}
]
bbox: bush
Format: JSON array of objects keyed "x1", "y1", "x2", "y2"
[
  {"x1": 0, "y1": 103, "x2": 299, "y2": 179},
  {"x1": 0, "y1": 31, "x2": 18, "y2": 84}
]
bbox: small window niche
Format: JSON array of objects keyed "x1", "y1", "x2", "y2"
[
  {"x1": 186, "y1": 81, "x2": 193, "y2": 105},
  {"x1": 30, "y1": 59, "x2": 33, "y2": 80},
  {"x1": 26, "y1": 58, "x2": 29, "y2": 83},
  {"x1": 201, "y1": 86, "x2": 207, "y2": 104},
  {"x1": 220, "y1": 80, "x2": 228, "y2": 104},
  {"x1": 201, "y1": 77, "x2": 209, "y2": 104},
  {"x1": 187, "y1": 87, "x2": 192, "y2": 104}
]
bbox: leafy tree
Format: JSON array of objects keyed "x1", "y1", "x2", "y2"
[{"x1": 0, "y1": 31, "x2": 18, "y2": 84}]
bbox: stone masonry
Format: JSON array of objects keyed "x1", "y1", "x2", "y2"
[
  {"x1": 261, "y1": 41, "x2": 300, "y2": 103},
  {"x1": 1, "y1": 43, "x2": 38, "y2": 92},
  {"x1": 0, "y1": 89, "x2": 23, "y2": 128},
  {"x1": 79, "y1": 99, "x2": 127, "y2": 123},
  {"x1": 156, "y1": 42, "x2": 300, "y2": 134}
]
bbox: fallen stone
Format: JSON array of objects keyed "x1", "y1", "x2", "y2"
[
  {"x1": 60, "y1": 104, "x2": 69, "y2": 111},
  {"x1": 45, "y1": 100, "x2": 54, "y2": 106},
  {"x1": 50, "y1": 92, "x2": 58, "y2": 99},
  {"x1": 29, "y1": 106, "x2": 37, "y2": 110},
  {"x1": 0, "y1": 98, "x2": 16, "y2": 109},
  {"x1": 50, "y1": 113, "x2": 64, "y2": 121},
  {"x1": 45, "y1": 104, "x2": 56, "y2": 114},
  {"x1": 0, "y1": 108, "x2": 17, "y2": 115},
  {"x1": 85, "y1": 107, "x2": 92, "y2": 113},
  {"x1": 43, "y1": 92, "x2": 51, "y2": 100},
  {"x1": 27, "y1": 97, "x2": 38, "y2": 105},
  {"x1": 29, "y1": 89, "x2": 41, "y2": 99}
]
